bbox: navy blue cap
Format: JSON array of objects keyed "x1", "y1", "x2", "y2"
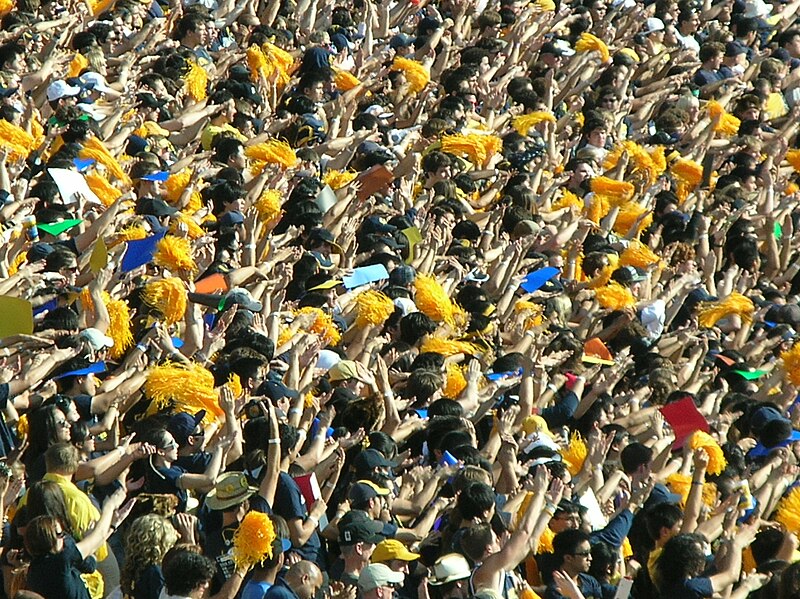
[
  {"x1": 167, "y1": 410, "x2": 206, "y2": 447},
  {"x1": 218, "y1": 211, "x2": 245, "y2": 227}
]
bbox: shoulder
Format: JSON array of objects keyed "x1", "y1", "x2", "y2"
[{"x1": 684, "y1": 577, "x2": 714, "y2": 595}]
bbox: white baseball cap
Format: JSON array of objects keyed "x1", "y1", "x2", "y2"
[
  {"x1": 79, "y1": 328, "x2": 114, "y2": 350},
  {"x1": 645, "y1": 17, "x2": 665, "y2": 34},
  {"x1": 80, "y1": 72, "x2": 114, "y2": 94},
  {"x1": 47, "y1": 80, "x2": 82, "y2": 102}
]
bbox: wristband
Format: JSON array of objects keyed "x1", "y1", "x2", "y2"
[
  {"x1": 268, "y1": 439, "x2": 281, "y2": 445},
  {"x1": 324, "y1": 481, "x2": 336, "y2": 488},
  {"x1": 289, "y1": 408, "x2": 302, "y2": 415},
  {"x1": 691, "y1": 481, "x2": 703, "y2": 486},
  {"x1": 244, "y1": 243, "x2": 256, "y2": 249},
  {"x1": 307, "y1": 515, "x2": 319, "y2": 526},
  {"x1": 135, "y1": 343, "x2": 147, "y2": 352}
]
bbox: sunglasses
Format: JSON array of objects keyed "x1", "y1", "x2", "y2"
[
  {"x1": 56, "y1": 530, "x2": 67, "y2": 539},
  {"x1": 572, "y1": 551, "x2": 591, "y2": 557}
]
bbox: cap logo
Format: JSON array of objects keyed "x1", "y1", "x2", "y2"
[{"x1": 344, "y1": 530, "x2": 352, "y2": 542}]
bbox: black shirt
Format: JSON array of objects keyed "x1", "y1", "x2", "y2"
[{"x1": 27, "y1": 537, "x2": 91, "y2": 599}]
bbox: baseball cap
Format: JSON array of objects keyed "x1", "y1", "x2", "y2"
[
  {"x1": 257, "y1": 380, "x2": 300, "y2": 402},
  {"x1": 645, "y1": 17, "x2": 665, "y2": 34},
  {"x1": 389, "y1": 265, "x2": 416, "y2": 286},
  {"x1": 137, "y1": 197, "x2": 178, "y2": 217},
  {"x1": 340, "y1": 518, "x2": 385, "y2": 546},
  {"x1": 354, "y1": 448, "x2": 397, "y2": 475},
  {"x1": 80, "y1": 72, "x2": 114, "y2": 94},
  {"x1": 349, "y1": 480, "x2": 390, "y2": 506},
  {"x1": 167, "y1": 410, "x2": 206, "y2": 447},
  {"x1": 389, "y1": 33, "x2": 415, "y2": 50},
  {"x1": 725, "y1": 41, "x2": 748, "y2": 57},
  {"x1": 47, "y1": 80, "x2": 82, "y2": 102},
  {"x1": 79, "y1": 328, "x2": 114, "y2": 351},
  {"x1": 372, "y1": 539, "x2": 420, "y2": 563},
  {"x1": 328, "y1": 360, "x2": 372, "y2": 383},
  {"x1": 223, "y1": 287, "x2": 262, "y2": 312},
  {"x1": 358, "y1": 564, "x2": 405, "y2": 592},
  {"x1": 540, "y1": 41, "x2": 565, "y2": 56},
  {"x1": 205, "y1": 471, "x2": 257, "y2": 510},
  {"x1": 611, "y1": 265, "x2": 647, "y2": 285},
  {"x1": 645, "y1": 483, "x2": 682, "y2": 508},
  {"x1": 428, "y1": 553, "x2": 472, "y2": 586},
  {"x1": 307, "y1": 227, "x2": 343, "y2": 254},
  {"x1": 219, "y1": 211, "x2": 245, "y2": 227}
]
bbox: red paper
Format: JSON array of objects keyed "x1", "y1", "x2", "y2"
[
  {"x1": 293, "y1": 472, "x2": 322, "y2": 508},
  {"x1": 660, "y1": 397, "x2": 710, "y2": 448}
]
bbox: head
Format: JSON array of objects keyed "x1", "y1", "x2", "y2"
[
  {"x1": 24, "y1": 515, "x2": 67, "y2": 557},
  {"x1": 553, "y1": 529, "x2": 592, "y2": 576},
  {"x1": 284, "y1": 560, "x2": 324, "y2": 599},
  {"x1": 162, "y1": 549, "x2": 216, "y2": 598},
  {"x1": 620, "y1": 442, "x2": 653, "y2": 478},
  {"x1": 460, "y1": 522, "x2": 500, "y2": 563},
  {"x1": 121, "y1": 515, "x2": 179, "y2": 595},
  {"x1": 655, "y1": 533, "x2": 708, "y2": 590},
  {"x1": 44, "y1": 442, "x2": 80, "y2": 476},
  {"x1": 645, "y1": 502, "x2": 683, "y2": 545}
]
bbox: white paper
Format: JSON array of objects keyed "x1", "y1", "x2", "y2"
[
  {"x1": 315, "y1": 184, "x2": 337, "y2": 215},
  {"x1": 48, "y1": 168, "x2": 102, "y2": 206},
  {"x1": 613, "y1": 577, "x2": 633, "y2": 599}
]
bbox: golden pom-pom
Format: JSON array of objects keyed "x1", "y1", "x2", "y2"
[
  {"x1": 142, "y1": 277, "x2": 187, "y2": 325},
  {"x1": 670, "y1": 158, "x2": 703, "y2": 189},
  {"x1": 781, "y1": 342, "x2": 800, "y2": 386},
  {"x1": 107, "y1": 299, "x2": 134, "y2": 359},
  {"x1": 706, "y1": 100, "x2": 741, "y2": 137},
  {"x1": 233, "y1": 512, "x2": 277, "y2": 569},
  {"x1": 16, "y1": 413, "x2": 27, "y2": 438},
  {"x1": 575, "y1": 33, "x2": 610, "y2": 62},
  {"x1": 296, "y1": 307, "x2": 341, "y2": 345},
  {"x1": 443, "y1": 363, "x2": 467, "y2": 398},
  {"x1": 595, "y1": 282, "x2": 635, "y2": 310},
  {"x1": 8, "y1": 251, "x2": 26, "y2": 276},
  {"x1": 603, "y1": 141, "x2": 663, "y2": 188},
  {"x1": 688, "y1": 431, "x2": 726, "y2": 476},
  {"x1": 355, "y1": 290, "x2": 396, "y2": 327},
  {"x1": 619, "y1": 241, "x2": 659, "y2": 268},
  {"x1": 414, "y1": 273, "x2": 463, "y2": 326},
  {"x1": 254, "y1": 189, "x2": 283, "y2": 223},
  {"x1": 322, "y1": 169, "x2": 358, "y2": 190},
  {"x1": 246, "y1": 140, "x2": 298, "y2": 172},
  {"x1": 79, "y1": 136, "x2": 131, "y2": 186},
  {"x1": 550, "y1": 189, "x2": 584, "y2": 212},
  {"x1": 334, "y1": 69, "x2": 361, "y2": 91},
  {"x1": 184, "y1": 60, "x2": 208, "y2": 101},
  {"x1": 153, "y1": 236, "x2": 197, "y2": 275},
  {"x1": 586, "y1": 254, "x2": 619, "y2": 289},
  {"x1": 441, "y1": 133, "x2": 502, "y2": 166},
  {"x1": 247, "y1": 45, "x2": 271, "y2": 82},
  {"x1": 667, "y1": 474, "x2": 715, "y2": 507},
  {"x1": 0, "y1": 0, "x2": 15, "y2": 15},
  {"x1": 109, "y1": 224, "x2": 147, "y2": 248},
  {"x1": 697, "y1": 292, "x2": 754, "y2": 328},
  {"x1": 512, "y1": 112, "x2": 556, "y2": 136},
  {"x1": 786, "y1": 150, "x2": 800, "y2": 172},
  {"x1": 164, "y1": 169, "x2": 192, "y2": 203},
  {"x1": 68, "y1": 53, "x2": 89, "y2": 78},
  {"x1": 587, "y1": 195, "x2": 610, "y2": 224},
  {"x1": 145, "y1": 362, "x2": 223, "y2": 422},
  {"x1": 613, "y1": 203, "x2": 652, "y2": 237},
  {"x1": 650, "y1": 146, "x2": 666, "y2": 174},
  {"x1": 88, "y1": 0, "x2": 113, "y2": 14},
  {"x1": 786, "y1": 182, "x2": 799, "y2": 195},
  {"x1": 776, "y1": 487, "x2": 800, "y2": 534},
  {"x1": 85, "y1": 172, "x2": 122, "y2": 207},
  {"x1": 419, "y1": 337, "x2": 482, "y2": 357},
  {"x1": 227, "y1": 373, "x2": 243, "y2": 398},
  {"x1": 0, "y1": 119, "x2": 36, "y2": 160},
  {"x1": 170, "y1": 213, "x2": 205, "y2": 239},
  {"x1": 536, "y1": 0, "x2": 556, "y2": 10},
  {"x1": 560, "y1": 432, "x2": 588, "y2": 476},
  {"x1": 537, "y1": 525, "x2": 555, "y2": 555},
  {"x1": 390, "y1": 57, "x2": 430, "y2": 93},
  {"x1": 590, "y1": 177, "x2": 635, "y2": 207}
]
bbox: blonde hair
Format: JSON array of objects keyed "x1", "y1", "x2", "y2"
[{"x1": 120, "y1": 515, "x2": 178, "y2": 595}]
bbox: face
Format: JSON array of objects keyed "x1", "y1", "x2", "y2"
[
  {"x1": 566, "y1": 541, "x2": 592, "y2": 573},
  {"x1": 60, "y1": 258, "x2": 79, "y2": 285},
  {"x1": 229, "y1": 146, "x2": 247, "y2": 170},
  {"x1": 159, "y1": 432, "x2": 180, "y2": 461},
  {"x1": 300, "y1": 572, "x2": 324, "y2": 599},
  {"x1": 305, "y1": 82, "x2": 325, "y2": 103},
  {"x1": 54, "y1": 411, "x2": 71, "y2": 442},
  {"x1": 388, "y1": 559, "x2": 409, "y2": 574},
  {"x1": 53, "y1": 522, "x2": 67, "y2": 554},
  {"x1": 587, "y1": 128, "x2": 607, "y2": 148},
  {"x1": 571, "y1": 163, "x2": 594, "y2": 187},
  {"x1": 550, "y1": 511, "x2": 581, "y2": 533}
]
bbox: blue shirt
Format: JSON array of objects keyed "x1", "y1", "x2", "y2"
[
  {"x1": 27, "y1": 537, "x2": 91, "y2": 599},
  {"x1": 145, "y1": 463, "x2": 188, "y2": 511},
  {"x1": 662, "y1": 577, "x2": 714, "y2": 598},
  {"x1": 544, "y1": 573, "x2": 603, "y2": 599},
  {"x1": 241, "y1": 580, "x2": 273, "y2": 599},
  {"x1": 264, "y1": 578, "x2": 300, "y2": 599},
  {"x1": 273, "y1": 472, "x2": 325, "y2": 569}
]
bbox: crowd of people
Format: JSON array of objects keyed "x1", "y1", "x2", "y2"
[{"x1": 5, "y1": 0, "x2": 800, "y2": 597}]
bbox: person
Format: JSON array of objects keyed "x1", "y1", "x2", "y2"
[
  {"x1": 427, "y1": 554, "x2": 472, "y2": 599},
  {"x1": 119, "y1": 515, "x2": 178, "y2": 599},
  {"x1": 161, "y1": 549, "x2": 217, "y2": 599},
  {"x1": 264, "y1": 560, "x2": 323, "y2": 599},
  {"x1": 357, "y1": 564, "x2": 404, "y2": 599},
  {"x1": 240, "y1": 523, "x2": 291, "y2": 599},
  {"x1": 544, "y1": 530, "x2": 603, "y2": 599}
]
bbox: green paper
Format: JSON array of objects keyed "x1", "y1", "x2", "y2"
[
  {"x1": 733, "y1": 369, "x2": 767, "y2": 380},
  {"x1": 0, "y1": 296, "x2": 33, "y2": 338},
  {"x1": 38, "y1": 219, "x2": 83, "y2": 237},
  {"x1": 775, "y1": 222, "x2": 783, "y2": 240},
  {"x1": 401, "y1": 226, "x2": 422, "y2": 265},
  {"x1": 89, "y1": 239, "x2": 108, "y2": 274}
]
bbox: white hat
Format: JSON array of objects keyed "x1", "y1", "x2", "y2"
[
  {"x1": 47, "y1": 80, "x2": 82, "y2": 102},
  {"x1": 645, "y1": 17, "x2": 665, "y2": 34},
  {"x1": 744, "y1": 0, "x2": 772, "y2": 17},
  {"x1": 80, "y1": 72, "x2": 114, "y2": 94},
  {"x1": 358, "y1": 564, "x2": 405, "y2": 592},
  {"x1": 364, "y1": 104, "x2": 394, "y2": 120},
  {"x1": 393, "y1": 297, "x2": 418, "y2": 316},
  {"x1": 428, "y1": 554, "x2": 472, "y2": 586},
  {"x1": 316, "y1": 349, "x2": 341, "y2": 371},
  {"x1": 79, "y1": 328, "x2": 114, "y2": 350}
]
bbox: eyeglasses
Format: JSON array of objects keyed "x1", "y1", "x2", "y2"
[
  {"x1": 572, "y1": 551, "x2": 591, "y2": 557},
  {"x1": 191, "y1": 429, "x2": 205, "y2": 438},
  {"x1": 163, "y1": 441, "x2": 178, "y2": 450},
  {"x1": 56, "y1": 420, "x2": 70, "y2": 428}
]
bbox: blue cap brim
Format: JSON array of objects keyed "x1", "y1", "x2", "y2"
[
  {"x1": 280, "y1": 538, "x2": 292, "y2": 552},
  {"x1": 140, "y1": 171, "x2": 170, "y2": 182},
  {"x1": 53, "y1": 361, "x2": 107, "y2": 380}
]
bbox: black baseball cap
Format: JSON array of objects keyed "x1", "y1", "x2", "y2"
[
  {"x1": 611, "y1": 265, "x2": 647, "y2": 285},
  {"x1": 339, "y1": 518, "x2": 385, "y2": 545}
]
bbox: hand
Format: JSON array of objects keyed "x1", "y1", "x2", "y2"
[
  {"x1": 173, "y1": 513, "x2": 199, "y2": 544},
  {"x1": 311, "y1": 498, "x2": 328, "y2": 519},
  {"x1": 552, "y1": 570, "x2": 582, "y2": 599}
]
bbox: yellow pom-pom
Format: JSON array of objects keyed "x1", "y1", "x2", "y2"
[
  {"x1": 85, "y1": 172, "x2": 122, "y2": 208},
  {"x1": 254, "y1": 189, "x2": 283, "y2": 223},
  {"x1": 670, "y1": 158, "x2": 703, "y2": 201},
  {"x1": 355, "y1": 290, "x2": 396, "y2": 328},
  {"x1": 613, "y1": 203, "x2": 652, "y2": 237},
  {"x1": 0, "y1": 0, "x2": 15, "y2": 16},
  {"x1": 619, "y1": 241, "x2": 659, "y2": 268},
  {"x1": 170, "y1": 213, "x2": 205, "y2": 239},
  {"x1": 109, "y1": 224, "x2": 147, "y2": 248},
  {"x1": 414, "y1": 274, "x2": 464, "y2": 327},
  {"x1": 776, "y1": 487, "x2": 800, "y2": 534},
  {"x1": 781, "y1": 342, "x2": 800, "y2": 386},
  {"x1": 8, "y1": 251, "x2": 27, "y2": 276},
  {"x1": 688, "y1": 431, "x2": 726, "y2": 476},
  {"x1": 575, "y1": 32, "x2": 610, "y2": 62},
  {"x1": 419, "y1": 337, "x2": 482, "y2": 357},
  {"x1": 68, "y1": 53, "x2": 89, "y2": 78},
  {"x1": 590, "y1": 177, "x2": 635, "y2": 207},
  {"x1": 595, "y1": 282, "x2": 635, "y2": 310},
  {"x1": 16, "y1": 413, "x2": 27, "y2": 438},
  {"x1": 697, "y1": 292, "x2": 754, "y2": 328},
  {"x1": 786, "y1": 150, "x2": 800, "y2": 173},
  {"x1": 559, "y1": 432, "x2": 588, "y2": 476},
  {"x1": 443, "y1": 363, "x2": 467, "y2": 398},
  {"x1": 88, "y1": 0, "x2": 114, "y2": 14},
  {"x1": 390, "y1": 57, "x2": 430, "y2": 93},
  {"x1": 184, "y1": 60, "x2": 208, "y2": 101},
  {"x1": 786, "y1": 182, "x2": 799, "y2": 195},
  {"x1": 107, "y1": 299, "x2": 134, "y2": 359},
  {"x1": 233, "y1": 512, "x2": 277, "y2": 569},
  {"x1": 142, "y1": 277, "x2": 187, "y2": 325},
  {"x1": 536, "y1": 0, "x2": 556, "y2": 10},
  {"x1": 334, "y1": 69, "x2": 361, "y2": 91},
  {"x1": 145, "y1": 362, "x2": 223, "y2": 422},
  {"x1": 550, "y1": 189, "x2": 584, "y2": 212},
  {"x1": 0, "y1": 119, "x2": 36, "y2": 161},
  {"x1": 164, "y1": 169, "x2": 191, "y2": 203},
  {"x1": 227, "y1": 373, "x2": 243, "y2": 398},
  {"x1": 441, "y1": 133, "x2": 502, "y2": 166},
  {"x1": 153, "y1": 236, "x2": 197, "y2": 275},
  {"x1": 586, "y1": 254, "x2": 619, "y2": 289},
  {"x1": 706, "y1": 100, "x2": 741, "y2": 137},
  {"x1": 296, "y1": 307, "x2": 341, "y2": 345},
  {"x1": 512, "y1": 112, "x2": 556, "y2": 136},
  {"x1": 322, "y1": 169, "x2": 358, "y2": 190},
  {"x1": 79, "y1": 136, "x2": 131, "y2": 186},
  {"x1": 246, "y1": 140, "x2": 298, "y2": 173},
  {"x1": 247, "y1": 45, "x2": 271, "y2": 82}
]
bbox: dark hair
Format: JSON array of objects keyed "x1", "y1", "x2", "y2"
[
  {"x1": 460, "y1": 522, "x2": 493, "y2": 562},
  {"x1": 399, "y1": 312, "x2": 437, "y2": 345},
  {"x1": 620, "y1": 443, "x2": 653, "y2": 475},
  {"x1": 26, "y1": 481, "x2": 72, "y2": 536},
  {"x1": 162, "y1": 549, "x2": 216, "y2": 596},
  {"x1": 655, "y1": 534, "x2": 707, "y2": 591},
  {"x1": 428, "y1": 398, "x2": 463, "y2": 418},
  {"x1": 645, "y1": 503, "x2": 683, "y2": 542},
  {"x1": 213, "y1": 137, "x2": 244, "y2": 165},
  {"x1": 457, "y1": 482, "x2": 495, "y2": 520},
  {"x1": 27, "y1": 405, "x2": 68, "y2": 467},
  {"x1": 752, "y1": 528, "x2": 785, "y2": 566},
  {"x1": 589, "y1": 541, "x2": 618, "y2": 582},
  {"x1": 405, "y1": 370, "x2": 444, "y2": 403},
  {"x1": 553, "y1": 529, "x2": 591, "y2": 564},
  {"x1": 24, "y1": 515, "x2": 61, "y2": 557}
]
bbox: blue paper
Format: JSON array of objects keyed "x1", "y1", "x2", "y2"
[
  {"x1": 53, "y1": 361, "x2": 107, "y2": 380},
  {"x1": 520, "y1": 267, "x2": 560, "y2": 293},
  {"x1": 414, "y1": 409, "x2": 428, "y2": 419},
  {"x1": 748, "y1": 429, "x2": 800, "y2": 457},
  {"x1": 485, "y1": 368, "x2": 523, "y2": 381},
  {"x1": 121, "y1": 231, "x2": 165, "y2": 272},
  {"x1": 342, "y1": 264, "x2": 390, "y2": 289},
  {"x1": 33, "y1": 299, "x2": 59, "y2": 317},
  {"x1": 73, "y1": 158, "x2": 96, "y2": 172},
  {"x1": 140, "y1": 171, "x2": 170, "y2": 182},
  {"x1": 171, "y1": 337, "x2": 184, "y2": 348},
  {"x1": 441, "y1": 450, "x2": 458, "y2": 466}
]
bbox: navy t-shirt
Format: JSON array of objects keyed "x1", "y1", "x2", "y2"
[
  {"x1": 176, "y1": 451, "x2": 213, "y2": 474},
  {"x1": 145, "y1": 464, "x2": 188, "y2": 511},
  {"x1": 273, "y1": 472, "x2": 325, "y2": 568},
  {"x1": 661, "y1": 577, "x2": 714, "y2": 598},
  {"x1": 544, "y1": 573, "x2": 603, "y2": 599},
  {"x1": 264, "y1": 578, "x2": 301, "y2": 599},
  {"x1": 27, "y1": 537, "x2": 91, "y2": 599},
  {"x1": 130, "y1": 563, "x2": 164, "y2": 599}
]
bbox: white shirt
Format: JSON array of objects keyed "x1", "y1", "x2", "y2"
[{"x1": 675, "y1": 31, "x2": 701, "y2": 53}]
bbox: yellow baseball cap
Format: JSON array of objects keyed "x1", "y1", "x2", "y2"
[{"x1": 372, "y1": 539, "x2": 421, "y2": 563}]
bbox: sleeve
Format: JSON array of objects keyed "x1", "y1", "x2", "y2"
[
  {"x1": 0, "y1": 383, "x2": 9, "y2": 410},
  {"x1": 543, "y1": 585, "x2": 566, "y2": 599},
  {"x1": 686, "y1": 577, "x2": 714, "y2": 597},
  {"x1": 249, "y1": 495, "x2": 272, "y2": 515},
  {"x1": 589, "y1": 509, "x2": 633, "y2": 549},
  {"x1": 64, "y1": 537, "x2": 85, "y2": 566},
  {"x1": 541, "y1": 391, "x2": 578, "y2": 429},
  {"x1": 273, "y1": 476, "x2": 305, "y2": 521}
]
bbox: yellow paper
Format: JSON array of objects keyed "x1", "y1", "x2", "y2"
[
  {"x1": 0, "y1": 296, "x2": 33, "y2": 337},
  {"x1": 89, "y1": 239, "x2": 108, "y2": 274}
]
